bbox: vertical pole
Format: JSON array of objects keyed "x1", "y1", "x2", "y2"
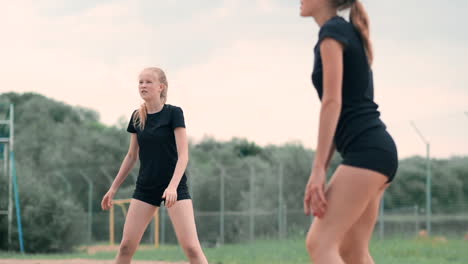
[
  {"x1": 379, "y1": 194, "x2": 384, "y2": 239},
  {"x1": 426, "y1": 143, "x2": 432, "y2": 235},
  {"x1": 110, "y1": 205, "x2": 115, "y2": 245},
  {"x1": 88, "y1": 182, "x2": 93, "y2": 244},
  {"x1": 11, "y1": 152, "x2": 24, "y2": 253},
  {"x1": 150, "y1": 215, "x2": 154, "y2": 244},
  {"x1": 10, "y1": 105, "x2": 24, "y2": 253},
  {"x1": 9, "y1": 104, "x2": 13, "y2": 159},
  {"x1": 410, "y1": 121, "x2": 431, "y2": 236},
  {"x1": 160, "y1": 206, "x2": 166, "y2": 245},
  {"x1": 415, "y1": 205, "x2": 419, "y2": 235},
  {"x1": 154, "y1": 212, "x2": 159, "y2": 248},
  {"x1": 7, "y1": 105, "x2": 13, "y2": 249},
  {"x1": 278, "y1": 162, "x2": 284, "y2": 239},
  {"x1": 79, "y1": 172, "x2": 93, "y2": 245},
  {"x1": 220, "y1": 167, "x2": 225, "y2": 245},
  {"x1": 283, "y1": 204, "x2": 287, "y2": 238},
  {"x1": 249, "y1": 164, "x2": 255, "y2": 241},
  {"x1": 6, "y1": 144, "x2": 12, "y2": 249}
]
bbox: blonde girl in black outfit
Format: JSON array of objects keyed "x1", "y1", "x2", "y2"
[
  {"x1": 301, "y1": 0, "x2": 398, "y2": 263},
  {"x1": 101, "y1": 67, "x2": 208, "y2": 264}
]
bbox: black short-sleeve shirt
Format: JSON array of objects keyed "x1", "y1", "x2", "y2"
[
  {"x1": 312, "y1": 16, "x2": 385, "y2": 153},
  {"x1": 127, "y1": 104, "x2": 187, "y2": 191}
]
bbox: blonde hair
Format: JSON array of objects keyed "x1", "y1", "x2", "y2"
[
  {"x1": 350, "y1": 1, "x2": 373, "y2": 65},
  {"x1": 133, "y1": 67, "x2": 168, "y2": 130},
  {"x1": 333, "y1": 0, "x2": 373, "y2": 65}
]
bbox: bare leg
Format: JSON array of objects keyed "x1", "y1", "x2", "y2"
[
  {"x1": 305, "y1": 165, "x2": 388, "y2": 264},
  {"x1": 339, "y1": 185, "x2": 388, "y2": 264},
  {"x1": 115, "y1": 199, "x2": 158, "y2": 264},
  {"x1": 167, "y1": 199, "x2": 208, "y2": 264}
]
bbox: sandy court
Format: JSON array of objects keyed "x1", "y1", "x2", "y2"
[
  {"x1": 0, "y1": 245, "x2": 189, "y2": 264},
  {"x1": 0, "y1": 260, "x2": 188, "y2": 264}
]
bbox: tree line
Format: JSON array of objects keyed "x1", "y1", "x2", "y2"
[{"x1": 0, "y1": 92, "x2": 466, "y2": 252}]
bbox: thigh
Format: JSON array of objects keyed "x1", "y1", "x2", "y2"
[
  {"x1": 340, "y1": 184, "x2": 388, "y2": 251},
  {"x1": 307, "y1": 165, "x2": 388, "y2": 245},
  {"x1": 167, "y1": 199, "x2": 201, "y2": 247},
  {"x1": 121, "y1": 199, "x2": 158, "y2": 242}
]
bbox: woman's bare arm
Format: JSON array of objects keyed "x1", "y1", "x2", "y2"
[{"x1": 109, "y1": 133, "x2": 139, "y2": 192}]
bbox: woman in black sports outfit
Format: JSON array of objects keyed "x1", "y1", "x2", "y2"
[
  {"x1": 101, "y1": 67, "x2": 208, "y2": 264},
  {"x1": 300, "y1": 0, "x2": 398, "y2": 263}
]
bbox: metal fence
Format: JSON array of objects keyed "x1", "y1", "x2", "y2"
[{"x1": 87, "y1": 161, "x2": 468, "y2": 246}]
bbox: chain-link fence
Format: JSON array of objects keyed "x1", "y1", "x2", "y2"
[{"x1": 88, "y1": 158, "x2": 468, "y2": 246}]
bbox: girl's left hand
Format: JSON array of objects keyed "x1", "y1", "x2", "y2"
[{"x1": 162, "y1": 187, "x2": 178, "y2": 208}]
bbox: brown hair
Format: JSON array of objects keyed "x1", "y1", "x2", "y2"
[
  {"x1": 333, "y1": 0, "x2": 373, "y2": 65},
  {"x1": 134, "y1": 67, "x2": 168, "y2": 130}
]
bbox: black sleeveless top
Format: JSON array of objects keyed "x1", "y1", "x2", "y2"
[{"x1": 312, "y1": 16, "x2": 385, "y2": 153}]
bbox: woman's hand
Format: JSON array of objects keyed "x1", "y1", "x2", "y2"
[
  {"x1": 162, "y1": 187, "x2": 178, "y2": 208},
  {"x1": 304, "y1": 167, "x2": 328, "y2": 218},
  {"x1": 101, "y1": 188, "x2": 116, "y2": 211}
]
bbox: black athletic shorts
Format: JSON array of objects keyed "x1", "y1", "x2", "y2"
[
  {"x1": 132, "y1": 183, "x2": 191, "y2": 207},
  {"x1": 340, "y1": 126, "x2": 398, "y2": 183}
]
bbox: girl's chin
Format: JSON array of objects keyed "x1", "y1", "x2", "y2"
[
  {"x1": 300, "y1": 10, "x2": 311, "y2": 17},
  {"x1": 140, "y1": 95, "x2": 151, "y2": 101}
]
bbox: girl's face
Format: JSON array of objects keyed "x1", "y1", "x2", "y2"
[
  {"x1": 138, "y1": 70, "x2": 163, "y2": 101},
  {"x1": 300, "y1": 0, "x2": 326, "y2": 17}
]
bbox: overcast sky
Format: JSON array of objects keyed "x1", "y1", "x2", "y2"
[{"x1": 1, "y1": 0, "x2": 467, "y2": 158}]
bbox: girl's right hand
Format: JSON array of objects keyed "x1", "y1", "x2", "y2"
[
  {"x1": 101, "y1": 189, "x2": 116, "y2": 210},
  {"x1": 304, "y1": 167, "x2": 328, "y2": 218}
]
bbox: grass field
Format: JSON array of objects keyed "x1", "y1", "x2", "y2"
[{"x1": 0, "y1": 238, "x2": 467, "y2": 264}]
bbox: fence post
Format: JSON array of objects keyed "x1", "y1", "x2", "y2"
[
  {"x1": 220, "y1": 166, "x2": 225, "y2": 245},
  {"x1": 283, "y1": 203, "x2": 287, "y2": 238},
  {"x1": 249, "y1": 162, "x2": 255, "y2": 241},
  {"x1": 161, "y1": 206, "x2": 166, "y2": 244},
  {"x1": 414, "y1": 204, "x2": 419, "y2": 235},
  {"x1": 278, "y1": 162, "x2": 284, "y2": 239},
  {"x1": 379, "y1": 194, "x2": 385, "y2": 239}
]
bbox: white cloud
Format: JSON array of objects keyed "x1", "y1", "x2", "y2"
[
  {"x1": 170, "y1": 38, "x2": 319, "y2": 147},
  {"x1": 1, "y1": 0, "x2": 161, "y2": 121},
  {"x1": 210, "y1": 0, "x2": 239, "y2": 19},
  {"x1": 1, "y1": 0, "x2": 467, "y2": 158},
  {"x1": 256, "y1": 0, "x2": 278, "y2": 13}
]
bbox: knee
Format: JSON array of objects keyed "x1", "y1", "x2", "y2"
[
  {"x1": 119, "y1": 239, "x2": 137, "y2": 257},
  {"x1": 306, "y1": 233, "x2": 331, "y2": 260},
  {"x1": 340, "y1": 246, "x2": 371, "y2": 264},
  {"x1": 305, "y1": 234, "x2": 320, "y2": 258},
  {"x1": 182, "y1": 243, "x2": 201, "y2": 259},
  {"x1": 306, "y1": 232, "x2": 340, "y2": 261}
]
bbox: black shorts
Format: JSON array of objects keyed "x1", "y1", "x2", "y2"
[
  {"x1": 340, "y1": 126, "x2": 398, "y2": 183},
  {"x1": 132, "y1": 183, "x2": 191, "y2": 207}
]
